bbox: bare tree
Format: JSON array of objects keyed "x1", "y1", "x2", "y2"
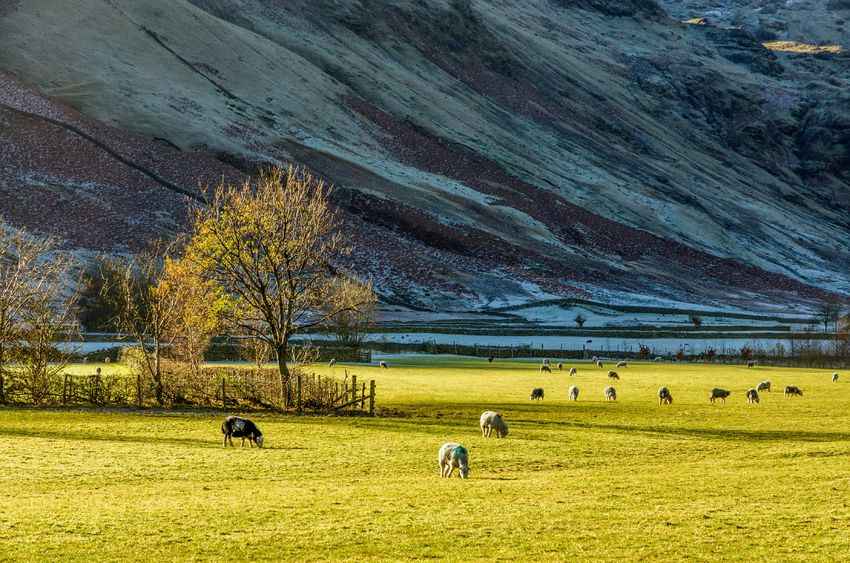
[
  {"x1": 574, "y1": 314, "x2": 586, "y2": 328},
  {"x1": 114, "y1": 242, "x2": 182, "y2": 406},
  {"x1": 185, "y1": 166, "x2": 376, "y2": 408},
  {"x1": 817, "y1": 298, "x2": 843, "y2": 333},
  {"x1": 327, "y1": 277, "x2": 376, "y2": 348},
  {"x1": 0, "y1": 228, "x2": 71, "y2": 401}
]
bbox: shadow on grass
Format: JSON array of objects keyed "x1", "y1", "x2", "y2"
[
  {"x1": 368, "y1": 411, "x2": 850, "y2": 444},
  {"x1": 0, "y1": 427, "x2": 307, "y2": 450}
]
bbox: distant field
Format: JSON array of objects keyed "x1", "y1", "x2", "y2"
[{"x1": 2, "y1": 358, "x2": 849, "y2": 561}]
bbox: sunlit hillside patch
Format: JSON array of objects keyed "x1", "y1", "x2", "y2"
[{"x1": 763, "y1": 41, "x2": 843, "y2": 54}]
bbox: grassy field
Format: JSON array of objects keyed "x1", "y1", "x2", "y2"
[{"x1": 2, "y1": 357, "x2": 849, "y2": 561}]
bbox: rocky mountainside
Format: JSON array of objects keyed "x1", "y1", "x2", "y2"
[{"x1": 1, "y1": 0, "x2": 848, "y2": 312}]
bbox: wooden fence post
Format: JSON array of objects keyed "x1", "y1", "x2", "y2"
[
  {"x1": 369, "y1": 380, "x2": 376, "y2": 416},
  {"x1": 62, "y1": 374, "x2": 69, "y2": 405},
  {"x1": 221, "y1": 377, "x2": 226, "y2": 407},
  {"x1": 361, "y1": 382, "x2": 366, "y2": 409},
  {"x1": 351, "y1": 375, "x2": 357, "y2": 407},
  {"x1": 296, "y1": 374, "x2": 302, "y2": 414},
  {"x1": 0, "y1": 373, "x2": 4, "y2": 403},
  {"x1": 136, "y1": 372, "x2": 142, "y2": 408}
]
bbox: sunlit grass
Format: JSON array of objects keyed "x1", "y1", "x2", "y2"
[
  {"x1": 763, "y1": 41, "x2": 842, "y2": 54},
  {"x1": 1, "y1": 357, "x2": 848, "y2": 560}
]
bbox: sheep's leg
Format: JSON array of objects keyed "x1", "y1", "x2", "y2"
[
  {"x1": 223, "y1": 434, "x2": 229, "y2": 447},
  {"x1": 446, "y1": 465, "x2": 454, "y2": 478},
  {"x1": 241, "y1": 437, "x2": 246, "y2": 447}
]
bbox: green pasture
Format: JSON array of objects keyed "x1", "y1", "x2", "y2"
[{"x1": 1, "y1": 357, "x2": 848, "y2": 561}]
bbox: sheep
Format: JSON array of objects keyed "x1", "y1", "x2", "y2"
[
  {"x1": 784, "y1": 385, "x2": 803, "y2": 398},
  {"x1": 328, "y1": 358, "x2": 336, "y2": 367},
  {"x1": 479, "y1": 411, "x2": 509, "y2": 438},
  {"x1": 557, "y1": 362, "x2": 563, "y2": 371},
  {"x1": 592, "y1": 355, "x2": 599, "y2": 362},
  {"x1": 747, "y1": 360, "x2": 756, "y2": 368},
  {"x1": 438, "y1": 442, "x2": 470, "y2": 479},
  {"x1": 487, "y1": 356, "x2": 494, "y2": 363},
  {"x1": 832, "y1": 373, "x2": 839, "y2": 383},
  {"x1": 540, "y1": 365, "x2": 552, "y2": 374},
  {"x1": 596, "y1": 360, "x2": 604, "y2": 369},
  {"x1": 221, "y1": 416, "x2": 264, "y2": 448},
  {"x1": 709, "y1": 388, "x2": 731, "y2": 404},
  {"x1": 658, "y1": 386, "x2": 672, "y2": 405},
  {"x1": 604, "y1": 386, "x2": 617, "y2": 401},
  {"x1": 746, "y1": 388, "x2": 760, "y2": 404},
  {"x1": 607, "y1": 370, "x2": 620, "y2": 380},
  {"x1": 530, "y1": 387, "x2": 545, "y2": 400},
  {"x1": 757, "y1": 380, "x2": 771, "y2": 393},
  {"x1": 379, "y1": 361, "x2": 388, "y2": 369},
  {"x1": 616, "y1": 361, "x2": 627, "y2": 368},
  {"x1": 569, "y1": 367, "x2": 577, "y2": 376},
  {"x1": 543, "y1": 358, "x2": 550, "y2": 366},
  {"x1": 568, "y1": 385, "x2": 579, "y2": 401}
]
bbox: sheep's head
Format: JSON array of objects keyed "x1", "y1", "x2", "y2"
[
  {"x1": 255, "y1": 434, "x2": 264, "y2": 448},
  {"x1": 459, "y1": 465, "x2": 470, "y2": 479}
]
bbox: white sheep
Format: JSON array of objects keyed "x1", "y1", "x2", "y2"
[
  {"x1": 328, "y1": 358, "x2": 336, "y2": 367},
  {"x1": 604, "y1": 386, "x2": 617, "y2": 401},
  {"x1": 568, "y1": 385, "x2": 579, "y2": 401},
  {"x1": 557, "y1": 362, "x2": 563, "y2": 371},
  {"x1": 479, "y1": 411, "x2": 509, "y2": 438},
  {"x1": 379, "y1": 361, "x2": 388, "y2": 369},
  {"x1": 616, "y1": 361, "x2": 627, "y2": 368},
  {"x1": 569, "y1": 367, "x2": 577, "y2": 376},
  {"x1": 438, "y1": 442, "x2": 470, "y2": 478},
  {"x1": 746, "y1": 388, "x2": 759, "y2": 404}
]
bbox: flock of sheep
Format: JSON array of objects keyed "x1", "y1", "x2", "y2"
[
  {"x1": 230, "y1": 357, "x2": 841, "y2": 480},
  {"x1": 437, "y1": 358, "x2": 842, "y2": 479}
]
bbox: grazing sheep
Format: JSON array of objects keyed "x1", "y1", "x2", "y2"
[
  {"x1": 592, "y1": 355, "x2": 599, "y2": 362},
  {"x1": 604, "y1": 386, "x2": 617, "y2": 401},
  {"x1": 757, "y1": 380, "x2": 771, "y2": 393},
  {"x1": 488, "y1": 356, "x2": 494, "y2": 363},
  {"x1": 784, "y1": 385, "x2": 803, "y2": 397},
  {"x1": 616, "y1": 361, "x2": 627, "y2": 368},
  {"x1": 221, "y1": 416, "x2": 264, "y2": 448},
  {"x1": 568, "y1": 385, "x2": 579, "y2": 401},
  {"x1": 747, "y1": 360, "x2": 756, "y2": 368},
  {"x1": 540, "y1": 365, "x2": 552, "y2": 374},
  {"x1": 746, "y1": 388, "x2": 760, "y2": 404},
  {"x1": 379, "y1": 361, "x2": 388, "y2": 369},
  {"x1": 328, "y1": 358, "x2": 336, "y2": 367},
  {"x1": 658, "y1": 386, "x2": 672, "y2": 405},
  {"x1": 832, "y1": 373, "x2": 839, "y2": 383},
  {"x1": 709, "y1": 388, "x2": 731, "y2": 404},
  {"x1": 596, "y1": 360, "x2": 604, "y2": 369},
  {"x1": 530, "y1": 387, "x2": 545, "y2": 401},
  {"x1": 557, "y1": 362, "x2": 563, "y2": 371},
  {"x1": 479, "y1": 411, "x2": 509, "y2": 438},
  {"x1": 569, "y1": 367, "x2": 577, "y2": 376},
  {"x1": 607, "y1": 370, "x2": 620, "y2": 380},
  {"x1": 438, "y1": 442, "x2": 470, "y2": 479},
  {"x1": 543, "y1": 358, "x2": 550, "y2": 366}
]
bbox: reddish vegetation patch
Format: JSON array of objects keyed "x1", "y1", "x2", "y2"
[
  {"x1": 0, "y1": 72, "x2": 243, "y2": 250},
  {"x1": 346, "y1": 96, "x2": 830, "y2": 300}
]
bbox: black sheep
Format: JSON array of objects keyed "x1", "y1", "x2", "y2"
[{"x1": 221, "y1": 416, "x2": 264, "y2": 448}]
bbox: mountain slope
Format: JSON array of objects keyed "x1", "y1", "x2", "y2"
[{"x1": 0, "y1": 0, "x2": 848, "y2": 311}]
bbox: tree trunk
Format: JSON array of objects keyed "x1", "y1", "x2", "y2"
[
  {"x1": 153, "y1": 339, "x2": 164, "y2": 406},
  {"x1": 277, "y1": 341, "x2": 291, "y2": 409}
]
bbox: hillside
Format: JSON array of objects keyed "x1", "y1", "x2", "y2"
[{"x1": 1, "y1": 0, "x2": 848, "y2": 313}]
